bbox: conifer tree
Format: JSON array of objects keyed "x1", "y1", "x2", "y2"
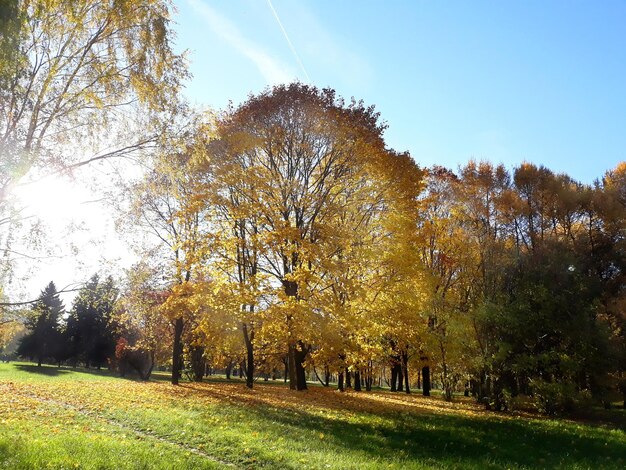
[{"x1": 17, "y1": 281, "x2": 64, "y2": 366}]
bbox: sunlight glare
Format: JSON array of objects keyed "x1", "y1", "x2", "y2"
[{"x1": 14, "y1": 175, "x2": 92, "y2": 224}]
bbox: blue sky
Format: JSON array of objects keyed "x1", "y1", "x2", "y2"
[
  {"x1": 173, "y1": 0, "x2": 626, "y2": 183},
  {"x1": 171, "y1": 0, "x2": 626, "y2": 182}
]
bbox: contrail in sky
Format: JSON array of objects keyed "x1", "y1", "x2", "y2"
[{"x1": 266, "y1": 0, "x2": 312, "y2": 83}]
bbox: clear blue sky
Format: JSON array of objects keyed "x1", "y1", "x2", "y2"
[{"x1": 173, "y1": 0, "x2": 626, "y2": 183}]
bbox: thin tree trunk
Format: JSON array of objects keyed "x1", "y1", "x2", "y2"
[
  {"x1": 345, "y1": 368, "x2": 352, "y2": 388},
  {"x1": 397, "y1": 365, "x2": 404, "y2": 392},
  {"x1": 242, "y1": 323, "x2": 254, "y2": 389},
  {"x1": 354, "y1": 370, "x2": 362, "y2": 391},
  {"x1": 402, "y1": 351, "x2": 410, "y2": 394},
  {"x1": 284, "y1": 280, "x2": 301, "y2": 390},
  {"x1": 171, "y1": 317, "x2": 184, "y2": 385},
  {"x1": 338, "y1": 371, "x2": 345, "y2": 392},
  {"x1": 365, "y1": 361, "x2": 373, "y2": 391},
  {"x1": 422, "y1": 366, "x2": 431, "y2": 396},
  {"x1": 313, "y1": 366, "x2": 327, "y2": 387}
]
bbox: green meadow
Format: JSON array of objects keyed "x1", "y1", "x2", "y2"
[{"x1": 0, "y1": 363, "x2": 624, "y2": 469}]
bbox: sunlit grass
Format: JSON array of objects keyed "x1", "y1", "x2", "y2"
[{"x1": 1, "y1": 362, "x2": 624, "y2": 469}]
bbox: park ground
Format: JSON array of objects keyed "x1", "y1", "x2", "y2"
[{"x1": 0, "y1": 363, "x2": 625, "y2": 469}]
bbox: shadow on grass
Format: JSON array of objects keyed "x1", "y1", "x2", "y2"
[
  {"x1": 246, "y1": 400, "x2": 625, "y2": 469},
  {"x1": 14, "y1": 364, "x2": 72, "y2": 376},
  {"x1": 182, "y1": 383, "x2": 625, "y2": 469},
  {"x1": 10, "y1": 362, "x2": 144, "y2": 382}
]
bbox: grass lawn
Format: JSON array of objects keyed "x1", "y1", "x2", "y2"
[{"x1": 0, "y1": 362, "x2": 624, "y2": 469}]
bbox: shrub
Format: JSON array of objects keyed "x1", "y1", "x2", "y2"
[{"x1": 530, "y1": 380, "x2": 593, "y2": 415}]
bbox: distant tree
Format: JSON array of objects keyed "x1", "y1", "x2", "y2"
[
  {"x1": 114, "y1": 263, "x2": 172, "y2": 380},
  {"x1": 17, "y1": 281, "x2": 64, "y2": 366},
  {"x1": 65, "y1": 275, "x2": 118, "y2": 368},
  {"x1": 121, "y1": 118, "x2": 213, "y2": 385}
]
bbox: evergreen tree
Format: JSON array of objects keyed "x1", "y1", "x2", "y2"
[
  {"x1": 66, "y1": 275, "x2": 119, "y2": 368},
  {"x1": 17, "y1": 282, "x2": 65, "y2": 366}
]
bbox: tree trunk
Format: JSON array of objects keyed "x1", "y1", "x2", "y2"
[
  {"x1": 191, "y1": 346, "x2": 204, "y2": 382},
  {"x1": 402, "y1": 351, "x2": 410, "y2": 394},
  {"x1": 284, "y1": 279, "x2": 300, "y2": 391},
  {"x1": 294, "y1": 343, "x2": 307, "y2": 390},
  {"x1": 313, "y1": 366, "x2": 327, "y2": 387},
  {"x1": 470, "y1": 378, "x2": 478, "y2": 397},
  {"x1": 242, "y1": 323, "x2": 255, "y2": 389},
  {"x1": 422, "y1": 366, "x2": 431, "y2": 396},
  {"x1": 141, "y1": 351, "x2": 155, "y2": 381},
  {"x1": 171, "y1": 317, "x2": 184, "y2": 386},
  {"x1": 354, "y1": 370, "x2": 362, "y2": 391},
  {"x1": 417, "y1": 369, "x2": 421, "y2": 390},
  {"x1": 283, "y1": 357, "x2": 288, "y2": 383},
  {"x1": 338, "y1": 371, "x2": 345, "y2": 392},
  {"x1": 345, "y1": 368, "x2": 352, "y2": 388},
  {"x1": 390, "y1": 365, "x2": 398, "y2": 392},
  {"x1": 397, "y1": 365, "x2": 404, "y2": 392},
  {"x1": 225, "y1": 360, "x2": 232, "y2": 380},
  {"x1": 324, "y1": 365, "x2": 330, "y2": 387}
]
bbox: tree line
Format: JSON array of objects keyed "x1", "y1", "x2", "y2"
[{"x1": 112, "y1": 83, "x2": 624, "y2": 415}]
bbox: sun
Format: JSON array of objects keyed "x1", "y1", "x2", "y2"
[{"x1": 13, "y1": 175, "x2": 90, "y2": 222}]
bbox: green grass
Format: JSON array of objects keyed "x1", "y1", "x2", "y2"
[{"x1": 1, "y1": 362, "x2": 625, "y2": 469}]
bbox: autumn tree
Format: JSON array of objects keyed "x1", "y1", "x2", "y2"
[
  {"x1": 454, "y1": 161, "x2": 514, "y2": 402},
  {"x1": 114, "y1": 263, "x2": 172, "y2": 380},
  {"x1": 121, "y1": 116, "x2": 213, "y2": 385},
  {"x1": 455, "y1": 162, "x2": 622, "y2": 411},
  {"x1": 206, "y1": 83, "x2": 408, "y2": 390},
  {"x1": 199, "y1": 156, "x2": 267, "y2": 388},
  {"x1": 415, "y1": 167, "x2": 478, "y2": 400}
]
